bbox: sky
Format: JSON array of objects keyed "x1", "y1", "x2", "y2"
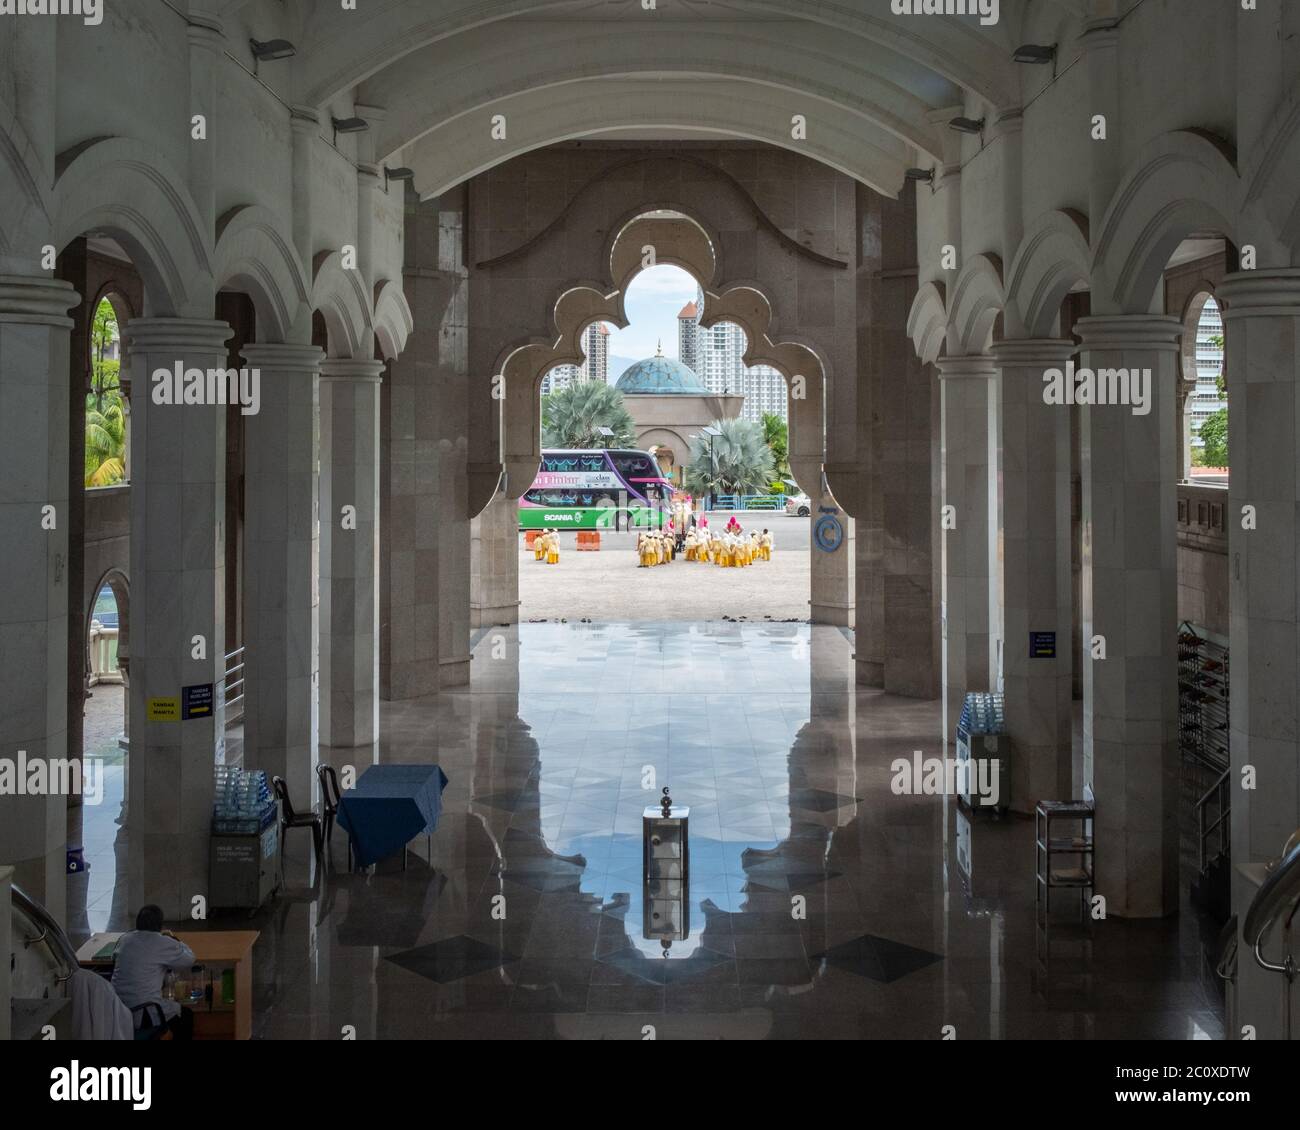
[{"x1": 604, "y1": 264, "x2": 698, "y2": 376}]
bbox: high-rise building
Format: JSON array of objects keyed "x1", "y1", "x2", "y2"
[
  {"x1": 1190, "y1": 298, "x2": 1226, "y2": 453},
  {"x1": 677, "y1": 292, "x2": 787, "y2": 422},
  {"x1": 540, "y1": 323, "x2": 610, "y2": 395}
]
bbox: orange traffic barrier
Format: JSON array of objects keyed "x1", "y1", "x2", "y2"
[{"x1": 577, "y1": 531, "x2": 601, "y2": 551}]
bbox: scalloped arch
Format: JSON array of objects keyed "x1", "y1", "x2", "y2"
[
  {"x1": 373, "y1": 279, "x2": 415, "y2": 360},
  {"x1": 907, "y1": 281, "x2": 948, "y2": 365},
  {"x1": 311, "y1": 250, "x2": 374, "y2": 359},
  {"x1": 214, "y1": 204, "x2": 310, "y2": 344},
  {"x1": 1005, "y1": 209, "x2": 1090, "y2": 338},
  {"x1": 54, "y1": 136, "x2": 212, "y2": 317},
  {"x1": 487, "y1": 213, "x2": 827, "y2": 515},
  {"x1": 947, "y1": 253, "x2": 1004, "y2": 356},
  {"x1": 1091, "y1": 131, "x2": 1240, "y2": 314}
]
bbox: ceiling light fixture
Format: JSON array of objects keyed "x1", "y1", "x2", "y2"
[
  {"x1": 249, "y1": 38, "x2": 295, "y2": 75},
  {"x1": 1012, "y1": 43, "x2": 1057, "y2": 65},
  {"x1": 383, "y1": 166, "x2": 415, "y2": 193},
  {"x1": 331, "y1": 116, "x2": 369, "y2": 144}
]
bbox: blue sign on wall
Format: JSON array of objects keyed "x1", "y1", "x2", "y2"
[
  {"x1": 1029, "y1": 632, "x2": 1057, "y2": 659},
  {"x1": 814, "y1": 514, "x2": 844, "y2": 553}
]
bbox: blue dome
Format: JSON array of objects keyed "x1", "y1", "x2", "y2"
[{"x1": 615, "y1": 351, "x2": 706, "y2": 395}]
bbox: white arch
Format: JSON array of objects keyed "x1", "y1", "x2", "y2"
[
  {"x1": 310, "y1": 250, "x2": 373, "y2": 359},
  {"x1": 947, "y1": 253, "x2": 1004, "y2": 356},
  {"x1": 301, "y1": 0, "x2": 1015, "y2": 110},
  {"x1": 1091, "y1": 130, "x2": 1241, "y2": 314},
  {"x1": 54, "y1": 137, "x2": 212, "y2": 317},
  {"x1": 213, "y1": 204, "x2": 310, "y2": 344},
  {"x1": 364, "y1": 23, "x2": 945, "y2": 164},
  {"x1": 0, "y1": 94, "x2": 51, "y2": 273},
  {"x1": 373, "y1": 279, "x2": 415, "y2": 361},
  {"x1": 1005, "y1": 208, "x2": 1091, "y2": 339},
  {"x1": 907, "y1": 281, "x2": 948, "y2": 365},
  {"x1": 400, "y1": 78, "x2": 911, "y2": 200}
]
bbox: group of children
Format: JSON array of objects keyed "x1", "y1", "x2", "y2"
[
  {"x1": 683, "y1": 526, "x2": 773, "y2": 567},
  {"x1": 636, "y1": 530, "x2": 676, "y2": 568},
  {"x1": 532, "y1": 529, "x2": 562, "y2": 565}
]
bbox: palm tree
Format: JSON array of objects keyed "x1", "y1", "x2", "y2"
[
  {"x1": 761, "y1": 412, "x2": 791, "y2": 486},
  {"x1": 85, "y1": 391, "x2": 126, "y2": 486},
  {"x1": 541, "y1": 380, "x2": 636, "y2": 448},
  {"x1": 684, "y1": 416, "x2": 774, "y2": 499}
]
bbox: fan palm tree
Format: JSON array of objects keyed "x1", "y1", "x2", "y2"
[
  {"x1": 541, "y1": 380, "x2": 636, "y2": 448},
  {"x1": 761, "y1": 412, "x2": 791, "y2": 486},
  {"x1": 684, "y1": 416, "x2": 775, "y2": 498},
  {"x1": 85, "y1": 392, "x2": 126, "y2": 486}
]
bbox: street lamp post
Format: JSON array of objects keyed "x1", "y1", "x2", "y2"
[
  {"x1": 702, "y1": 424, "x2": 722, "y2": 512},
  {"x1": 596, "y1": 425, "x2": 617, "y2": 529}
]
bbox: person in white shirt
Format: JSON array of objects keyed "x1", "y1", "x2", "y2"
[{"x1": 111, "y1": 904, "x2": 196, "y2": 1038}]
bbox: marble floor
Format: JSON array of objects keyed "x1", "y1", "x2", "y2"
[{"x1": 67, "y1": 621, "x2": 1225, "y2": 1039}]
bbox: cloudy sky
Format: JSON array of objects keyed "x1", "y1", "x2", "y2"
[{"x1": 604, "y1": 264, "x2": 698, "y2": 376}]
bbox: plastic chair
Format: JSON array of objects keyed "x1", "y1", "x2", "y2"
[
  {"x1": 272, "y1": 775, "x2": 323, "y2": 865},
  {"x1": 316, "y1": 763, "x2": 349, "y2": 870}
]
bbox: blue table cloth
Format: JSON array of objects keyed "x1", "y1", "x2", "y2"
[{"x1": 336, "y1": 764, "x2": 449, "y2": 869}]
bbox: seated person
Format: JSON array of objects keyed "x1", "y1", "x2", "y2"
[{"x1": 111, "y1": 905, "x2": 196, "y2": 1039}]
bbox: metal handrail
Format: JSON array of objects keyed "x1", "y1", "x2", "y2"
[
  {"x1": 1194, "y1": 768, "x2": 1232, "y2": 872},
  {"x1": 11, "y1": 882, "x2": 78, "y2": 986},
  {"x1": 1243, "y1": 830, "x2": 1300, "y2": 1040},
  {"x1": 223, "y1": 645, "x2": 246, "y2": 720}
]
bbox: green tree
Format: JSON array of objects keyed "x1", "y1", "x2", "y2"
[
  {"x1": 85, "y1": 392, "x2": 126, "y2": 486},
  {"x1": 684, "y1": 416, "x2": 775, "y2": 498},
  {"x1": 761, "y1": 412, "x2": 790, "y2": 487},
  {"x1": 86, "y1": 298, "x2": 126, "y2": 485},
  {"x1": 90, "y1": 299, "x2": 121, "y2": 406},
  {"x1": 1198, "y1": 408, "x2": 1228, "y2": 469},
  {"x1": 1195, "y1": 331, "x2": 1228, "y2": 468},
  {"x1": 540, "y1": 380, "x2": 636, "y2": 448}
]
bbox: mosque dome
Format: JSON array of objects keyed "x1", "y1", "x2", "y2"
[{"x1": 614, "y1": 341, "x2": 706, "y2": 394}]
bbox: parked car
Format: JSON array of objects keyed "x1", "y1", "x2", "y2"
[{"x1": 785, "y1": 493, "x2": 811, "y2": 517}]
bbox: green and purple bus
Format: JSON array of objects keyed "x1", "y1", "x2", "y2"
[{"x1": 518, "y1": 449, "x2": 673, "y2": 529}]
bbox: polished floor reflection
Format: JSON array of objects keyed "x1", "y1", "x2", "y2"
[{"x1": 68, "y1": 622, "x2": 1224, "y2": 1039}]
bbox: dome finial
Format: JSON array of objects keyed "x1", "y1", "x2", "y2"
[{"x1": 656, "y1": 338, "x2": 663, "y2": 357}]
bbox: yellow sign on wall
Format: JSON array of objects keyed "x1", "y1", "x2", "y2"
[{"x1": 147, "y1": 697, "x2": 180, "y2": 722}]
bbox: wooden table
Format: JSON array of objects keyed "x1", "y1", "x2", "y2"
[{"x1": 76, "y1": 930, "x2": 259, "y2": 1040}]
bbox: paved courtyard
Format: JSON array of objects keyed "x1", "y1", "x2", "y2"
[{"x1": 519, "y1": 514, "x2": 811, "y2": 622}]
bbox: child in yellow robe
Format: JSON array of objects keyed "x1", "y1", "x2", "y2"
[{"x1": 761, "y1": 529, "x2": 773, "y2": 561}]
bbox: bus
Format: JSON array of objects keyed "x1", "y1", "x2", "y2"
[{"x1": 518, "y1": 448, "x2": 673, "y2": 529}]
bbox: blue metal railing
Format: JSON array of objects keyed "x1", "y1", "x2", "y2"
[{"x1": 705, "y1": 493, "x2": 785, "y2": 512}]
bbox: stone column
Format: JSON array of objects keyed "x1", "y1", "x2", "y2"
[
  {"x1": 240, "y1": 343, "x2": 322, "y2": 804},
  {"x1": 470, "y1": 492, "x2": 519, "y2": 629},
  {"x1": 1220, "y1": 270, "x2": 1300, "y2": 860},
  {"x1": 994, "y1": 340, "x2": 1075, "y2": 811},
  {"x1": 319, "y1": 359, "x2": 382, "y2": 749},
  {"x1": 1077, "y1": 314, "x2": 1180, "y2": 918},
  {"x1": 810, "y1": 491, "x2": 855, "y2": 627},
  {"x1": 123, "y1": 318, "x2": 231, "y2": 918},
  {"x1": 0, "y1": 276, "x2": 77, "y2": 919},
  {"x1": 937, "y1": 354, "x2": 1000, "y2": 732},
  {"x1": 382, "y1": 251, "x2": 471, "y2": 696},
  {"x1": 1219, "y1": 269, "x2": 1300, "y2": 1040}
]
